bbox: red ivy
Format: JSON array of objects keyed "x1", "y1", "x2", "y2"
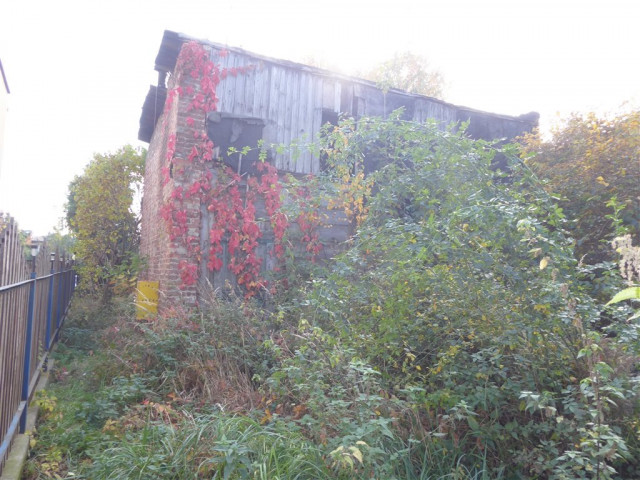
[
  {"x1": 162, "y1": 41, "x2": 322, "y2": 298},
  {"x1": 178, "y1": 260, "x2": 198, "y2": 287}
]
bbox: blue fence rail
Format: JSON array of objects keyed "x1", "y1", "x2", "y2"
[{"x1": 0, "y1": 218, "x2": 76, "y2": 474}]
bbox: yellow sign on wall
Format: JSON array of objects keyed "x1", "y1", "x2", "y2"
[{"x1": 136, "y1": 281, "x2": 159, "y2": 319}]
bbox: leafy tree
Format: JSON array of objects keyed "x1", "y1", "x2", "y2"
[
  {"x1": 45, "y1": 228, "x2": 74, "y2": 257},
  {"x1": 299, "y1": 51, "x2": 445, "y2": 99},
  {"x1": 67, "y1": 145, "x2": 145, "y2": 301},
  {"x1": 520, "y1": 110, "x2": 640, "y2": 264},
  {"x1": 64, "y1": 176, "x2": 80, "y2": 230},
  {"x1": 365, "y1": 51, "x2": 445, "y2": 98}
]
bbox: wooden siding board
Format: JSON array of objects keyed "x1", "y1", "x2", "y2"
[
  {"x1": 356, "y1": 97, "x2": 366, "y2": 119},
  {"x1": 262, "y1": 63, "x2": 271, "y2": 119},
  {"x1": 288, "y1": 70, "x2": 299, "y2": 173},
  {"x1": 359, "y1": 84, "x2": 378, "y2": 116},
  {"x1": 234, "y1": 56, "x2": 248, "y2": 115},
  {"x1": 229, "y1": 54, "x2": 241, "y2": 114},
  {"x1": 322, "y1": 80, "x2": 334, "y2": 110},
  {"x1": 353, "y1": 83, "x2": 364, "y2": 99},
  {"x1": 266, "y1": 65, "x2": 279, "y2": 145},
  {"x1": 301, "y1": 72, "x2": 314, "y2": 173},
  {"x1": 265, "y1": 66, "x2": 276, "y2": 164},
  {"x1": 386, "y1": 91, "x2": 415, "y2": 119},
  {"x1": 273, "y1": 68, "x2": 284, "y2": 169},
  {"x1": 251, "y1": 65, "x2": 261, "y2": 118},
  {"x1": 291, "y1": 70, "x2": 301, "y2": 172},
  {"x1": 287, "y1": 70, "x2": 300, "y2": 173},
  {"x1": 215, "y1": 50, "x2": 227, "y2": 111},
  {"x1": 217, "y1": 53, "x2": 233, "y2": 113},
  {"x1": 243, "y1": 62, "x2": 255, "y2": 117},
  {"x1": 415, "y1": 100, "x2": 427, "y2": 122},
  {"x1": 282, "y1": 69, "x2": 293, "y2": 171},
  {"x1": 253, "y1": 62, "x2": 269, "y2": 119},
  {"x1": 230, "y1": 54, "x2": 242, "y2": 112},
  {"x1": 275, "y1": 68, "x2": 288, "y2": 170},
  {"x1": 294, "y1": 72, "x2": 305, "y2": 172},
  {"x1": 221, "y1": 55, "x2": 234, "y2": 112},
  {"x1": 262, "y1": 66, "x2": 277, "y2": 165},
  {"x1": 334, "y1": 82, "x2": 341, "y2": 113},
  {"x1": 340, "y1": 82, "x2": 354, "y2": 117},
  {"x1": 295, "y1": 71, "x2": 306, "y2": 174},
  {"x1": 311, "y1": 76, "x2": 324, "y2": 173},
  {"x1": 413, "y1": 99, "x2": 457, "y2": 129}
]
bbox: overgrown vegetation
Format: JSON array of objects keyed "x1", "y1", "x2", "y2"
[
  {"x1": 520, "y1": 110, "x2": 640, "y2": 264},
  {"x1": 66, "y1": 145, "x2": 145, "y2": 302},
  {"x1": 27, "y1": 114, "x2": 639, "y2": 479}
]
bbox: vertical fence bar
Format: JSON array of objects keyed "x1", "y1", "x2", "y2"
[
  {"x1": 19, "y1": 271, "x2": 36, "y2": 433},
  {"x1": 64, "y1": 269, "x2": 71, "y2": 316},
  {"x1": 45, "y1": 269, "x2": 54, "y2": 352},
  {"x1": 55, "y1": 267, "x2": 63, "y2": 337},
  {"x1": 66, "y1": 271, "x2": 73, "y2": 317},
  {"x1": 59, "y1": 266, "x2": 66, "y2": 324}
]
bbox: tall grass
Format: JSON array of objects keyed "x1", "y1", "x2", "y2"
[
  {"x1": 87, "y1": 413, "x2": 333, "y2": 479},
  {"x1": 26, "y1": 294, "x2": 499, "y2": 480}
]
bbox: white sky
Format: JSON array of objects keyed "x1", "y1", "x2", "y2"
[{"x1": 0, "y1": 0, "x2": 638, "y2": 235}]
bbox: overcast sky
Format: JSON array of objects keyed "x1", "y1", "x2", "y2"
[{"x1": 1, "y1": 0, "x2": 638, "y2": 235}]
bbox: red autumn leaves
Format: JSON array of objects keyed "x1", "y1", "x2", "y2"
[{"x1": 162, "y1": 42, "x2": 322, "y2": 297}]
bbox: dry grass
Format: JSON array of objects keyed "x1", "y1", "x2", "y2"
[{"x1": 172, "y1": 350, "x2": 261, "y2": 412}]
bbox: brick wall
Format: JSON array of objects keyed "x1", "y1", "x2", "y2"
[
  {"x1": 140, "y1": 51, "x2": 206, "y2": 311},
  {"x1": 140, "y1": 42, "x2": 356, "y2": 312}
]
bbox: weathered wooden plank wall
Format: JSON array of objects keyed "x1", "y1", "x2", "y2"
[
  {"x1": 207, "y1": 44, "x2": 534, "y2": 178},
  {"x1": 0, "y1": 218, "x2": 30, "y2": 471},
  {"x1": 413, "y1": 97, "x2": 458, "y2": 127},
  {"x1": 212, "y1": 49, "x2": 327, "y2": 174},
  {"x1": 141, "y1": 31, "x2": 539, "y2": 172}
]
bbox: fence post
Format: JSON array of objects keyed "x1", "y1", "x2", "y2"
[
  {"x1": 55, "y1": 256, "x2": 64, "y2": 340},
  {"x1": 19, "y1": 271, "x2": 37, "y2": 433},
  {"x1": 45, "y1": 256, "x2": 55, "y2": 356},
  {"x1": 65, "y1": 268, "x2": 72, "y2": 315}
]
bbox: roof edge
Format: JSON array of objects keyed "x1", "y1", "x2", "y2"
[{"x1": 154, "y1": 30, "x2": 538, "y2": 127}]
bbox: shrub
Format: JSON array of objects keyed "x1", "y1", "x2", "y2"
[{"x1": 261, "y1": 113, "x2": 640, "y2": 478}]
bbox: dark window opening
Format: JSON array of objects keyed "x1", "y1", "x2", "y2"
[
  {"x1": 319, "y1": 109, "x2": 339, "y2": 171},
  {"x1": 206, "y1": 112, "x2": 266, "y2": 175}
]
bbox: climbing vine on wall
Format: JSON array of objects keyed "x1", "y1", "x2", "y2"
[{"x1": 160, "y1": 41, "x2": 321, "y2": 297}]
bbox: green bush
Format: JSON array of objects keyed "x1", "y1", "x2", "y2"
[
  {"x1": 260, "y1": 113, "x2": 639, "y2": 478},
  {"x1": 26, "y1": 113, "x2": 639, "y2": 480}
]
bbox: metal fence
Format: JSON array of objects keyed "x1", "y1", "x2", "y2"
[{"x1": 0, "y1": 217, "x2": 75, "y2": 473}]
